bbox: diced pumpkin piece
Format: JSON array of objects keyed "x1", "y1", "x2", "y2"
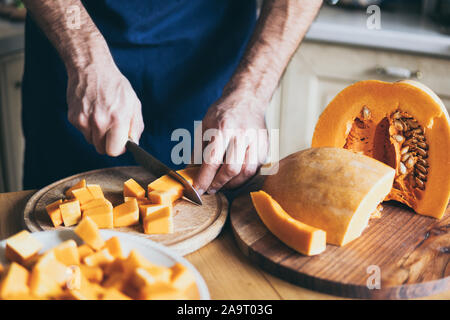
[
  {"x1": 83, "y1": 205, "x2": 114, "y2": 229},
  {"x1": 52, "y1": 240, "x2": 80, "y2": 266},
  {"x1": 65, "y1": 273, "x2": 103, "y2": 300},
  {"x1": 103, "y1": 258, "x2": 127, "y2": 277},
  {"x1": 86, "y1": 184, "x2": 104, "y2": 199},
  {"x1": 45, "y1": 199, "x2": 63, "y2": 227},
  {"x1": 65, "y1": 179, "x2": 86, "y2": 198},
  {"x1": 33, "y1": 251, "x2": 71, "y2": 286},
  {"x1": 74, "y1": 216, "x2": 105, "y2": 250},
  {"x1": 123, "y1": 178, "x2": 146, "y2": 199},
  {"x1": 124, "y1": 250, "x2": 171, "y2": 283},
  {"x1": 29, "y1": 266, "x2": 63, "y2": 298},
  {"x1": 5, "y1": 230, "x2": 43, "y2": 265},
  {"x1": 77, "y1": 244, "x2": 94, "y2": 260},
  {"x1": 71, "y1": 187, "x2": 95, "y2": 206},
  {"x1": 143, "y1": 206, "x2": 173, "y2": 235},
  {"x1": 148, "y1": 189, "x2": 183, "y2": 205},
  {"x1": 129, "y1": 268, "x2": 156, "y2": 290},
  {"x1": 83, "y1": 249, "x2": 114, "y2": 268},
  {"x1": 138, "y1": 282, "x2": 186, "y2": 300},
  {"x1": 251, "y1": 191, "x2": 327, "y2": 256},
  {"x1": 79, "y1": 264, "x2": 103, "y2": 283},
  {"x1": 101, "y1": 288, "x2": 131, "y2": 300},
  {"x1": 59, "y1": 199, "x2": 82, "y2": 227},
  {"x1": 81, "y1": 198, "x2": 112, "y2": 212},
  {"x1": 113, "y1": 198, "x2": 139, "y2": 227},
  {"x1": 104, "y1": 236, "x2": 123, "y2": 259},
  {"x1": 102, "y1": 273, "x2": 128, "y2": 291},
  {"x1": 0, "y1": 262, "x2": 30, "y2": 299},
  {"x1": 170, "y1": 263, "x2": 196, "y2": 291},
  {"x1": 262, "y1": 148, "x2": 396, "y2": 246},
  {"x1": 139, "y1": 203, "x2": 168, "y2": 220}
]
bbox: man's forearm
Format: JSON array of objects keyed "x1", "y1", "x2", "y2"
[
  {"x1": 23, "y1": 0, "x2": 113, "y2": 72},
  {"x1": 226, "y1": 0, "x2": 323, "y2": 103}
]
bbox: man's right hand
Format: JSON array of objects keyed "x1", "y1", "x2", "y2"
[{"x1": 66, "y1": 60, "x2": 144, "y2": 156}]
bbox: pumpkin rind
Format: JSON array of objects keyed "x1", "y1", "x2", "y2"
[{"x1": 312, "y1": 80, "x2": 450, "y2": 219}]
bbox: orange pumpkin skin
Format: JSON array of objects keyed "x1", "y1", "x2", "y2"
[{"x1": 312, "y1": 80, "x2": 450, "y2": 219}]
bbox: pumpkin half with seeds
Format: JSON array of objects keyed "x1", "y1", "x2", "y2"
[{"x1": 312, "y1": 80, "x2": 450, "y2": 219}]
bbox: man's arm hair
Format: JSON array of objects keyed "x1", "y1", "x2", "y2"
[
  {"x1": 226, "y1": 0, "x2": 323, "y2": 103},
  {"x1": 23, "y1": 0, "x2": 113, "y2": 72}
]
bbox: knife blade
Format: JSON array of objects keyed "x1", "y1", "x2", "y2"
[{"x1": 126, "y1": 140, "x2": 202, "y2": 205}]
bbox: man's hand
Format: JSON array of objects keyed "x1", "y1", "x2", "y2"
[
  {"x1": 193, "y1": 89, "x2": 269, "y2": 195},
  {"x1": 67, "y1": 61, "x2": 144, "y2": 156},
  {"x1": 192, "y1": 0, "x2": 322, "y2": 194}
]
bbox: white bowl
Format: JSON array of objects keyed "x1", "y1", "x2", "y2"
[{"x1": 0, "y1": 229, "x2": 210, "y2": 300}]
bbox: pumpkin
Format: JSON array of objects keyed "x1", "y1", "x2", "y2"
[
  {"x1": 250, "y1": 190, "x2": 326, "y2": 255},
  {"x1": 312, "y1": 80, "x2": 450, "y2": 219},
  {"x1": 262, "y1": 147, "x2": 395, "y2": 246}
]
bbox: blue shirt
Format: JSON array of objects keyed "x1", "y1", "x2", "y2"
[{"x1": 22, "y1": 0, "x2": 257, "y2": 189}]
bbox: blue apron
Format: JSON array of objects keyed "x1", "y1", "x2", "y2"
[{"x1": 22, "y1": 0, "x2": 256, "y2": 189}]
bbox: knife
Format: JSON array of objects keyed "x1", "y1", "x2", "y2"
[{"x1": 126, "y1": 140, "x2": 203, "y2": 205}]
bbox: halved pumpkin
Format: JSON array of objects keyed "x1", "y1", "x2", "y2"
[{"x1": 312, "y1": 80, "x2": 450, "y2": 219}]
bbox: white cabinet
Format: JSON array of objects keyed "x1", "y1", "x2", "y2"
[
  {"x1": 0, "y1": 52, "x2": 24, "y2": 192},
  {"x1": 266, "y1": 42, "x2": 450, "y2": 159}
]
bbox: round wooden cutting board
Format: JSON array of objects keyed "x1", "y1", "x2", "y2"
[
  {"x1": 230, "y1": 193, "x2": 450, "y2": 299},
  {"x1": 23, "y1": 166, "x2": 228, "y2": 256}
]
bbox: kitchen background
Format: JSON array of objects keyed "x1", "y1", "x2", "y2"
[{"x1": 0, "y1": 0, "x2": 449, "y2": 192}]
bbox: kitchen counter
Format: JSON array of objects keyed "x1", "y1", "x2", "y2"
[
  {"x1": 0, "y1": 17, "x2": 24, "y2": 57},
  {"x1": 306, "y1": 6, "x2": 450, "y2": 58},
  {"x1": 0, "y1": 190, "x2": 449, "y2": 300}
]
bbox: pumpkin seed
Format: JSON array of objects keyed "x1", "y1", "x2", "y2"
[
  {"x1": 416, "y1": 147, "x2": 427, "y2": 158},
  {"x1": 407, "y1": 119, "x2": 419, "y2": 129},
  {"x1": 416, "y1": 164, "x2": 428, "y2": 175},
  {"x1": 393, "y1": 135, "x2": 405, "y2": 143},
  {"x1": 417, "y1": 141, "x2": 428, "y2": 149},
  {"x1": 415, "y1": 171, "x2": 427, "y2": 181},
  {"x1": 401, "y1": 153, "x2": 411, "y2": 162},
  {"x1": 404, "y1": 138, "x2": 417, "y2": 146},
  {"x1": 362, "y1": 106, "x2": 371, "y2": 120},
  {"x1": 405, "y1": 156, "x2": 415, "y2": 169},
  {"x1": 399, "y1": 162, "x2": 407, "y2": 175},
  {"x1": 415, "y1": 177, "x2": 425, "y2": 190},
  {"x1": 393, "y1": 111, "x2": 402, "y2": 119},
  {"x1": 394, "y1": 120, "x2": 404, "y2": 131},
  {"x1": 417, "y1": 158, "x2": 428, "y2": 167},
  {"x1": 400, "y1": 146, "x2": 409, "y2": 155}
]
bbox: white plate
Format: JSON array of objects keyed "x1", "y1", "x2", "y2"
[{"x1": 0, "y1": 229, "x2": 210, "y2": 300}]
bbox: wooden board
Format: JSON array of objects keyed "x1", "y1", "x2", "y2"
[
  {"x1": 23, "y1": 166, "x2": 228, "y2": 256},
  {"x1": 230, "y1": 192, "x2": 450, "y2": 299}
]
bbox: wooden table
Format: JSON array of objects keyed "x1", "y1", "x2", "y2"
[{"x1": 1, "y1": 190, "x2": 449, "y2": 300}]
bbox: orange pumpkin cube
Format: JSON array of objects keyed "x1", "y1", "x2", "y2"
[
  {"x1": 77, "y1": 244, "x2": 94, "y2": 260},
  {"x1": 52, "y1": 240, "x2": 80, "y2": 266},
  {"x1": 142, "y1": 206, "x2": 173, "y2": 235},
  {"x1": 148, "y1": 189, "x2": 183, "y2": 205},
  {"x1": 138, "y1": 282, "x2": 185, "y2": 300},
  {"x1": 123, "y1": 178, "x2": 146, "y2": 199},
  {"x1": 83, "y1": 249, "x2": 115, "y2": 268},
  {"x1": 81, "y1": 198, "x2": 112, "y2": 212},
  {"x1": 83, "y1": 205, "x2": 114, "y2": 229},
  {"x1": 101, "y1": 288, "x2": 131, "y2": 300},
  {"x1": 74, "y1": 216, "x2": 105, "y2": 250},
  {"x1": 104, "y1": 236, "x2": 123, "y2": 259},
  {"x1": 45, "y1": 199, "x2": 63, "y2": 227},
  {"x1": 86, "y1": 184, "x2": 104, "y2": 199},
  {"x1": 139, "y1": 203, "x2": 167, "y2": 220},
  {"x1": 59, "y1": 199, "x2": 82, "y2": 227},
  {"x1": 65, "y1": 179, "x2": 86, "y2": 198},
  {"x1": 113, "y1": 198, "x2": 139, "y2": 227},
  {"x1": 5, "y1": 230, "x2": 43, "y2": 265},
  {"x1": 170, "y1": 263, "x2": 195, "y2": 291},
  {"x1": 79, "y1": 264, "x2": 103, "y2": 283},
  {"x1": 0, "y1": 262, "x2": 30, "y2": 299},
  {"x1": 71, "y1": 187, "x2": 95, "y2": 206}
]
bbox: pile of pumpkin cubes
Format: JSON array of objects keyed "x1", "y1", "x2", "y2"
[
  {"x1": 0, "y1": 222, "x2": 197, "y2": 300},
  {"x1": 45, "y1": 167, "x2": 198, "y2": 234}
]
